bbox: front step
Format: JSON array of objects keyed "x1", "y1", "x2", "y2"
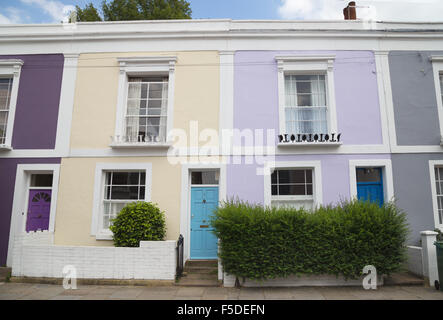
[
  {"x1": 0, "y1": 267, "x2": 11, "y2": 282},
  {"x1": 384, "y1": 272, "x2": 424, "y2": 286},
  {"x1": 177, "y1": 260, "x2": 219, "y2": 287}
]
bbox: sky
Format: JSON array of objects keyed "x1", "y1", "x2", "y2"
[{"x1": 0, "y1": 0, "x2": 442, "y2": 24}]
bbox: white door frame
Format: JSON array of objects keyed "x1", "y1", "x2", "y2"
[
  {"x1": 6, "y1": 163, "x2": 60, "y2": 267},
  {"x1": 180, "y1": 163, "x2": 226, "y2": 262}
]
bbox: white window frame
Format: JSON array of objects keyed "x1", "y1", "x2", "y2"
[
  {"x1": 112, "y1": 56, "x2": 176, "y2": 148},
  {"x1": 0, "y1": 59, "x2": 23, "y2": 150},
  {"x1": 430, "y1": 56, "x2": 443, "y2": 145},
  {"x1": 349, "y1": 159, "x2": 394, "y2": 204},
  {"x1": 429, "y1": 160, "x2": 443, "y2": 231},
  {"x1": 275, "y1": 56, "x2": 338, "y2": 146},
  {"x1": 91, "y1": 163, "x2": 152, "y2": 240},
  {"x1": 264, "y1": 161, "x2": 323, "y2": 208}
]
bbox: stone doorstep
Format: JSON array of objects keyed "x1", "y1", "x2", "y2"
[
  {"x1": 384, "y1": 272, "x2": 425, "y2": 286},
  {"x1": 10, "y1": 277, "x2": 174, "y2": 287}
]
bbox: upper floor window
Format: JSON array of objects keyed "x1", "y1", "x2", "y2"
[
  {"x1": 275, "y1": 56, "x2": 338, "y2": 145},
  {"x1": 0, "y1": 59, "x2": 23, "y2": 150},
  {"x1": 0, "y1": 78, "x2": 13, "y2": 145},
  {"x1": 126, "y1": 77, "x2": 169, "y2": 143},
  {"x1": 284, "y1": 74, "x2": 327, "y2": 135},
  {"x1": 430, "y1": 56, "x2": 443, "y2": 145},
  {"x1": 112, "y1": 56, "x2": 176, "y2": 148}
]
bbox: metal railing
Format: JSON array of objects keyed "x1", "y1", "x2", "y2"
[{"x1": 176, "y1": 234, "x2": 184, "y2": 279}]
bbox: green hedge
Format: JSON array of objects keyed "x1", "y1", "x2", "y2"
[
  {"x1": 110, "y1": 201, "x2": 166, "y2": 247},
  {"x1": 211, "y1": 199, "x2": 409, "y2": 281}
]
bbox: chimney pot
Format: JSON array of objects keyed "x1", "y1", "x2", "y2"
[{"x1": 343, "y1": 1, "x2": 357, "y2": 20}]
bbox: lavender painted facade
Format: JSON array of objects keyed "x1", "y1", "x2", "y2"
[
  {"x1": 0, "y1": 54, "x2": 63, "y2": 266},
  {"x1": 228, "y1": 50, "x2": 389, "y2": 210},
  {"x1": 0, "y1": 54, "x2": 64, "y2": 150},
  {"x1": 233, "y1": 51, "x2": 383, "y2": 145}
]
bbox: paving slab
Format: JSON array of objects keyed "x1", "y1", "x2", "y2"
[
  {"x1": 238, "y1": 288, "x2": 265, "y2": 300},
  {"x1": 289, "y1": 288, "x2": 326, "y2": 300},
  {"x1": 109, "y1": 288, "x2": 144, "y2": 300},
  {"x1": 176, "y1": 287, "x2": 205, "y2": 298},
  {"x1": 264, "y1": 288, "x2": 294, "y2": 300}
]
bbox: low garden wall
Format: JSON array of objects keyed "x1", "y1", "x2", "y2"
[
  {"x1": 406, "y1": 246, "x2": 423, "y2": 277},
  {"x1": 12, "y1": 231, "x2": 176, "y2": 280}
]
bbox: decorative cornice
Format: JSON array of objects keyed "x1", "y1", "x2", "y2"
[
  {"x1": 0, "y1": 59, "x2": 24, "y2": 76},
  {"x1": 118, "y1": 56, "x2": 177, "y2": 73}
]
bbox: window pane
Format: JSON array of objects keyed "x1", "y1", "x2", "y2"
[
  {"x1": 278, "y1": 170, "x2": 305, "y2": 184},
  {"x1": 112, "y1": 172, "x2": 140, "y2": 185},
  {"x1": 279, "y1": 185, "x2": 305, "y2": 196},
  {"x1": 110, "y1": 186, "x2": 139, "y2": 200},
  {"x1": 356, "y1": 168, "x2": 381, "y2": 183},
  {"x1": 191, "y1": 171, "x2": 219, "y2": 185},
  {"x1": 30, "y1": 174, "x2": 53, "y2": 187}
]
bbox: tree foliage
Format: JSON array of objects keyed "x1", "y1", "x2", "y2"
[
  {"x1": 75, "y1": 4, "x2": 103, "y2": 22},
  {"x1": 73, "y1": 0, "x2": 191, "y2": 22}
]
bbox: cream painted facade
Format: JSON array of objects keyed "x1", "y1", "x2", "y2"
[
  {"x1": 70, "y1": 51, "x2": 220, "y2": 150},
  {"x1": 54, "y1": 50, "x2": 221, "y2": 247},
  {"x1": 55, "y1": 157, "x2": 181, "y2": 246}
]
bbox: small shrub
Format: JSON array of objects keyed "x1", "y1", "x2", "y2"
[
  {"x1": 211, "y1": 199, "x2": 409, "y2": 281},
  {"x1": 110, "y1": 202, "x2": 166, "y2": 247}
]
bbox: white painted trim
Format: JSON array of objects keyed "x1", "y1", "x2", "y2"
[
  {"x1": 429, "y1": 160, "x2": 443, "y2": 230},
  {"x1": 264, "y1": 161, "x2": 323, "y2": 208},
  {"x1": 6, "y1": 163, "x2": 60, "y2": 267},
  {"x1": 0, "y1": 59, "x2": 23, "y2": 150},
  {"x1": 430, "y1": 56, "x2": 443, "y2": 142},
  {"x1": 219, "y1": 51, "x2": 234, "y2": 155},
  {"x1": 275, "y1": 55, "x2": 338, "y2": 139},
  {"x1": 374, "y1": 51, "x2": 398, "y2": 151},
  {"x1": 374, "y1": 51, "x2": 392, "y2": 151},
  {"x1": 90, "y1": 162, "x2": 153, "y2": 240},
  {"x1": 348, "y1": 159, "x2": 394, "y2": 203},
  {"x1": 114, "y1": 56, "x2": 176, "y2": 147},
  {"x1": 179, "y1": 163, "x2": 227, "y2": 262},
  {"x1": 54, "y1": 54, "x2": 79, "y2": 156}
]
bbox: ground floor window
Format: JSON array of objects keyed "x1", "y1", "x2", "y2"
[
  {"x1": 102, "y1": 171, "x2": 146, "y2": 229},
  {"x1": 271, "y1": 169, "x2": 314, "y2": 209},
  {"x1": 434, "y1": 166, "x2": 443, "y2": 226}
]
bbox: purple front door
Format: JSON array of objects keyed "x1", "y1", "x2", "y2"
[{"x1": 26, "y1": 190, "x2": 51, "y2": 232}]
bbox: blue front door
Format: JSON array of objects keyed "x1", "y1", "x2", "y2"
[
  {"x1": 190, "y1": 187, "x2": 219, "y2": 259},
  {"x1": 356, "y1": 168, "x2": 384, "y2": 207}
]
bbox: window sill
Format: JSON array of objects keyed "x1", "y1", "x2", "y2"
[
  {"x1": 95, "y1": 232, "x2": 113, "y2": 241},
  {"x1": 109, "y1": 142, "x2": 173, "y2": 149},
  {"x1": 0, "y1": 144, "x2": 12, "y2": 151},
  {"x1": 277, "y1": 142, "x2": 342, "y2": 148}
]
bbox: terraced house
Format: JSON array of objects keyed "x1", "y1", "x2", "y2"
[{"x1": 1, "y1": 18, "x2": 443, "y2": 285}]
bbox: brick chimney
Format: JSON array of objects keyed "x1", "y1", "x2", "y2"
[{"x1": 343, "y1": 1, "x2": 357, "y2": 20}]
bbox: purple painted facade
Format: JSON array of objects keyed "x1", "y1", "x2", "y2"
[
  {"x1": 234, "y1": 51, "x2": 383, "y2": 145},
  {"x1": 0, "y1": 54, "x2": 64, "y2": 265},
  {"x1": 1, "y1": 54, "x2": 64, "y2": 150},
  {"x1": 229, "y1": 51, "x2": 388, "y2": 206},
  {"x1": 0, "y1": 158, "x2": 60, "y2": 266}
]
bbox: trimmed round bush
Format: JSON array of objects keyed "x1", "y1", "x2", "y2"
[{"x1": 110, "y1": 202, "x2": 166, "y2": 247}]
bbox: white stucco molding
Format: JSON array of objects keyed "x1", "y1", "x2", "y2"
[
  {"x1": 429, "y1": 56, "x2": 443, "y2": 144},
  {"x1": 0, "y1": 59, "x2": 23, "y2": 151}
]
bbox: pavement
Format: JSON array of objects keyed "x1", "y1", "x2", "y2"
[{"x1": 1, "y1": 282, "x2": 443, "y2": 300}]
